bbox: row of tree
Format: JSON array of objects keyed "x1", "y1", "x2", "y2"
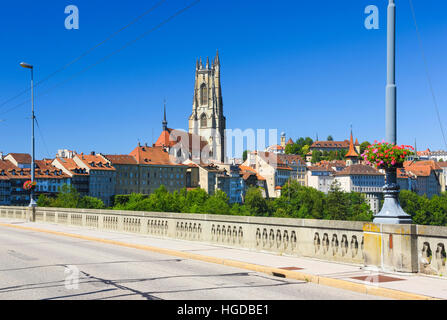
[
  {"x1": 283, "y1": 136, "x2": 372, "y2": 164},
  {"x1": 113, "y1": 181, "x2": 374, "y2": 221},
  {"x1": 37, "y1": 184, "x2": 106, "y2": 209},
  {"x1": 36, "y1": 183, "x2": 447, "y2": 227}
]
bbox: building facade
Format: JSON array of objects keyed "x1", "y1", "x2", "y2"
[
  {"x1": 242, "y1": 151, "x2": 292, "y2": 198},
  {"x1": 73, "y1": 153, "x2": 116, "y2": 206},
  {"x1": 129, "y1": 144, "x2": 188, "y2": 194},
  {"x1": 188, "y1": 51, "x2": 226, "y2": 164},
  {"x1": 334, "y1": 164, "x2": 384, "y2": 214},
  {"x1": 52, "y1": 157, "x2": 89, "y2": 196}
]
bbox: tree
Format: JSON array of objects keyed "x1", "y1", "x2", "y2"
[
  {"x1": 301, "y1": 145, "x2": 310, "y2": 156},
  {"x1": 360, "y1": 141, "x2": 371, "y2": 155},
  {"x1": 285, "y1": 143, "x2": 301, "y2": 155},
  {"x1": 53, "y1": 184, "x2": 81, "y2": 208},
  {"x1": 244, "y1": 187, "x2": 269, "y2": 216},
  {"x1": 274, "y1": 181, "x2": 325, "y2": 219},
  {"x1": 203, "y1": 190, "x2": 231, "y2": 215},
  {"x1": 328, "y1": 150, "x2": 338, "y2": 161},
  {"x1": 311, "y1": 150, "x2": 321, "y2": 164},
  {"x1": 37, "y1": 194, "x2": 53, "y2": 207},
  {"x1": 185, "y1": 187, "x2": 209, "y2": 213},
  {"x1": 242, "y1": 150, "x2": 249, "y2": 162},
  {"x1": 324, "y1": 181, "x2": 349, "y2": 220},
  {"x1": 327, "y1": 135, "x2": 334, "y2": 141},
  {"x1": 79, "y1": 196, "x2": 105, "y2": 209}
]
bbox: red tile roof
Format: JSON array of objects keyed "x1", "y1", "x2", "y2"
[
  {"x1": 7, "y1": 153, "x2": 31, "y2": 164},
  {"x1": 53, "y1": 157, "x2": 88, "y2": 176},
  {"x1": 76, "y1": 154, "x2": 115, "y2": 171},
  {"x1": 334, "y1": 164, "x2": 383, "y2": 176},
  {"x1": 239, "y1": 165, "x2": 266, "y2": 181},
  {"x1": 103, "y1": 154, "x2": 138, "y2": 165},
  {"x1": 277, "y1": 154, "x2": 306, "y2": 166},
  {"x1": 311, "y1": 140, "x2": 350, "y2": 149},
  {"x1": 130, "y1": 145, "x2": 186, "y2": 166},
  {"x1": 345, "y1": 132, "x2": 359, "y2": 158},
  {"x1": 404, "y1": 160, "x2": 441, "y2": 177},
  {"x1": 155, "y1": 128, "x2": 208, "y2": 153},
  {"x1": 256, "y1": 152, "x2": 293, "y2": 171}
]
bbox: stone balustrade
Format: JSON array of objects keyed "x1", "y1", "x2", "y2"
[{"x1": 1, "y1": 206, "x2": 446, "y2": 276}]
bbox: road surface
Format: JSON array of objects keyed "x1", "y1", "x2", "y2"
[{"x1": 0, "y1": 223, "x2": 386, "y2": 300}]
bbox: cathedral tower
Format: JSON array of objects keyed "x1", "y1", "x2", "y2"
[{"x1": 188, "y1": 50, "x2": 226, "y2": 163}]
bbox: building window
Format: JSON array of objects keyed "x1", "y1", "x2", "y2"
[
  {"x1": 200, "y1": 84, "x2": 207, "y2": 105},
  {"x1": 200, "y1": 113, "x2": 207, "y2": 128}
]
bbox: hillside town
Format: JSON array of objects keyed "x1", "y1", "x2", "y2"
[{"x1": 0, "y1": 53, "x2": 445, "y2": 214}]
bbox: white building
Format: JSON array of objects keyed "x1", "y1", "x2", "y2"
[
  {"x1": 306, "y1": 165, "x2": 335, "y2": 194},
  {"x1": 242, "y1": 151, "x2": 292, "y2": 198},
  {"x1": 428, "y1": 150, "x2": 447, "y2": 162},
  {"x1": 333, "y1": 164, "x2": 384, "y2": 214}
]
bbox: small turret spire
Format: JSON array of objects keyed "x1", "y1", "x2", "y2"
[
  {"x1": 345, "y1": 127, "x2": 359, "y2": 165},
  {"x1": 162, "y1": 99, "x2": 168, "y2": 131},
  {"x1": 215, "y1": 49, "x2": 220, "y2": 65}
]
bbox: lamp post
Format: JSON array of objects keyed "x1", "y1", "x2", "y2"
[
  {"x1": 20, "y1": 62, "x2": 37, "y2": 215},
  {"x1": 373, "y1": 0, "x2": 412, "y2": 224}
]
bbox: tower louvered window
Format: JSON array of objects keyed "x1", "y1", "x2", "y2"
[{"x1": 200, "y1": 84, "x2": 207, "y2": 105}]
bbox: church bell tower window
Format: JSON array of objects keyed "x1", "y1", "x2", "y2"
[
  {"x1": 200, "y1": 113, "x2": 207, "y2": 128},
  {"x1": 200, "y1": 84, "x2": 208, "y2": 105}
]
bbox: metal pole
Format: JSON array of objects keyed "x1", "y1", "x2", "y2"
[
  {"x1": 386, "y1": 0, "x2": 397, "y2": 144},
  {"x1": 30, "y1": 67, "x2": 36, "y2": 209},
  {"x1": 373, "y1": 0, "x2": 412, "y2": 224}
]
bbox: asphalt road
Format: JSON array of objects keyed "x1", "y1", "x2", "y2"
[{"x1": 0, "y1": 224, "x2": 386, "y2": 300}]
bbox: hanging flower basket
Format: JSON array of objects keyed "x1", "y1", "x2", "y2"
[
  {"x1": 23, "y1": 180, "x2": 37, "y2": 191},
  {"x1": 361, "y1": 141, "x2": 414, "y2": 169}
]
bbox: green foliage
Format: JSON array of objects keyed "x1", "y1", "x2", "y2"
[
  {"x1": 37, "y1": 183, "x2": 105, "y2": 209},
  {"x1": 79, "y1": 196, "x2": 106, "y2": 209},
  {"x1": 244, "y1": 187, "x2": 269, "y2": 216},
  {"x1": 399, "y1": 190, "x2": 447, "y2": 226},
  {"x1": 203, "y1": 190, "x2": 231, "y2": 215},
  {"x1": 360, "y1": 141, "x2": 371, "y2": 155},
  {"x1": 311, "y1": 150, "x2": 321, "y2": 164},
  {"x1": 285, "y1": 137, "x2": 313, "y2": 158},
  {"x1": 242, "y1": 150, "x2": 249, "y2": 162},
  {"x1": 37, "y1": 183, "x2": 447, "y2": 227}
]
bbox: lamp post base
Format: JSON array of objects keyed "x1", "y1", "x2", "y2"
[{"x1": 373, "y1": 167, "x2": 413, "y2": 225}]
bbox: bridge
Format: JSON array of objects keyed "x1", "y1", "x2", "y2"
[{"x1": 0, "y1": 206, "x2": 446, "y2": 300}]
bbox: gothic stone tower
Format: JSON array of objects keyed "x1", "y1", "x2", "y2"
[{"x1": 189, "y1": 50, "x2": 226, "y2": 163}]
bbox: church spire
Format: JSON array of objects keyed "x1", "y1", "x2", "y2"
[
  {"x1": 345, "y1": 127, "x2": 359, "y2": 165},
  {"x1": 162, "y1": 99, "x2": 168, "y2": 131},
  {"x1": 215, "y1": 49, "x2": 220, "y2": 65}
]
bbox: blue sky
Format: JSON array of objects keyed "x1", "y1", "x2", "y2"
[{"x1": 0, "y1": 0, "x2": 446, "y2": 159}]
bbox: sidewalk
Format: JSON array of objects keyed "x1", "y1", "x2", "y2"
[{"x1": 1, "y1": 218, "x2": 446, "y2": 300}]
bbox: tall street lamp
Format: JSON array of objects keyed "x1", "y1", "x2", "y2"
[
  {"x1": 373, "y1": 0, "x2": 412, "y2": 224},
  {"x1": 20, "y1": 62, "x2": 37, "y2": 212}
]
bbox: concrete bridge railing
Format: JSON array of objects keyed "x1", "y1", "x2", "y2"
[{"x1": 1, "y1": 206, "x2": 446, "y2": 276}]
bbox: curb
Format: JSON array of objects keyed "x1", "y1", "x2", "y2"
[{"x1": 0, "y1": 222, "x2": 439, "y2": 301}]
